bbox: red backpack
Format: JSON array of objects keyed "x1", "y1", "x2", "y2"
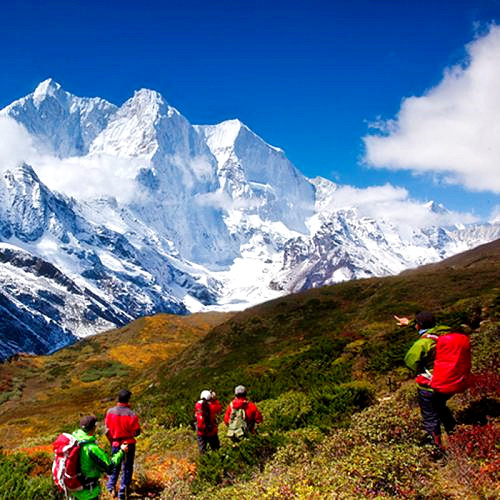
[
  {"x1": 431, "y1": 332, "x2": 471, "y2": 394},
  {"x1": 52, "y1": 433, "x2": 84, "y2": 495}
]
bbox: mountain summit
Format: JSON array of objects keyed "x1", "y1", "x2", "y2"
[{"x1": 0, "y1": 80, "x2": 498, "y2": 358}]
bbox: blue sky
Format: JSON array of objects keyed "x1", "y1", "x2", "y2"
[{"x1": 1, "y1": 0, "x2": 499, "y2": 219}]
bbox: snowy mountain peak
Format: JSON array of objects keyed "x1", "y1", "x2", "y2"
[
  {"x1": 1, "y1": 80, "x2": 116, "y2": 157},
  {"x1": 128, "y1": 88, "x2": 171, "y2": 114},
  {"x1": 425, "y1": 200, "x2": 449, "y2": 215},
  {"x1": 33, "y1": 78, "x2": 63, "y2": 103},
  {"x1": 88, "y1": 87, "x2": 193, "y2": 159}
]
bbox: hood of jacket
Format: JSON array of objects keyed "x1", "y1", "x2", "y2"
[{"x1": 72, "y1": 428, "x2": 96, "y2": 443}]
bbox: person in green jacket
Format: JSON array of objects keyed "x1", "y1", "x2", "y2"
[
  {"x1": 395, "y1": 311, "x2": 456, "y2": 448},
  {"x1": 72, "y1": 415, "x2": 128, "y2": 500}
]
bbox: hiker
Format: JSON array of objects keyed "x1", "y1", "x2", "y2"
[
  {"x1": 395, "y1": 311, "x2": 471, "y2": 448},
  {"x1": 105, "y1": 389, "x2": 141, "y2": 499},
  {"x1": 72, "y1": 415, "x2": 127, "y2": 500},
  {"x1": 194, "y1": 389, "x2": 222, "y2": 453},
  {"x1": 224, "y1": 385, "x2": 263, "y2": 440}
]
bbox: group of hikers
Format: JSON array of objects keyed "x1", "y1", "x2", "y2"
[
  {"x1": 53, "y1": 385, "x2": 262, "y2": 499},
  {"x1": 194, "y1": 384, "x2": 263, "y2": 453},
  {"x1": 53, "y1": 310, "x2": 470, "y2": 499}
]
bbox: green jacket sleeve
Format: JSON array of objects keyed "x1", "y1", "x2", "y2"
[
  {"x1": 404, "y1": 337, "x2": 435, "y2": 372},
  {"x1": 87, "y1": 443, "x2": 124, "y2": 474}
]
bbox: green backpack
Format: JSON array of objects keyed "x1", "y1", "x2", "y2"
[{"x1": 227, "y1": 402, "x2": 248, "y2": 439}]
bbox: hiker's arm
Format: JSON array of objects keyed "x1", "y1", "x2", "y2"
[
  {"x1": 394, "y1": 315, "x2": 410, "y2": 326},
  {"x1": 104, "y1": 412, "x2": 113, "y2": 443},
  {"x1": 253, "y1": 405, "x2": 263, "y2": 424},
  {"x1": 404, "y1": 340, "x2": 425, "y2": 372},
  {"x1": 88, "y1": 445, "x2": 124, "y2": 474},
  {"x1": 224, "y1": 404, "x2": 232, "y2": 425},
  {"x1": 212, "y1": 399, "x2": 222, "y2": 414},
  {"x1": 133, "y1": 415, "x2": 141, "y2": 437}
]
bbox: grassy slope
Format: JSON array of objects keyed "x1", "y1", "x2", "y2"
[
  {"x1": 141, "y1": 239, "x2": 499, "y2": 420},
  {"x1": 0, "y1": 312, "x2": 231, "y2": 447},
  {"x1": 0, "y1": 239, "x2": 498, "y2": 498}
]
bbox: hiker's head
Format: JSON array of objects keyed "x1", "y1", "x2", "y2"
[
  {"x1": 234, "y1": 385, "x2": 247, "y2": 398},
  {"x1": 118, "y1": 389, "x2": 132, "y2": 403},
  {"x1": 200, "y1": 390, "x2": 212, "y2": 401},
  {"x1": 415, "y1": 311, "x2": 436, "y2": 331},
  {"x1": 80, "y1": 415, "x2": 97, "y2": 433}
]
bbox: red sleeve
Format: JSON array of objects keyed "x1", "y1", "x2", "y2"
[
  {"x1": 224, "y1": 403, "x2": 232, "y2": 425},
  {"x1": 254, "y1": 406, "x2": 263, "y2": 424},
  {"x1": 104, "y1": 411, "x2": 112, "y2": 442},
  {"x1": 211, "y1": 399, "x2": 222, "y2": 415},
  {"x1": 132, "y1": 414, "x2": 141, "y2": 436},
  {"x1": 247, "y1": 402, "x2": 263, "y2": 424}
]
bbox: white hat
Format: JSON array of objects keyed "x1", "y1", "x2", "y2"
[
  {"x1": 200, "y1": 390, "x2": 212, "y2": 400},
  {"x1": 234, "y1": 385, "x2": 246, "y2": 396}
]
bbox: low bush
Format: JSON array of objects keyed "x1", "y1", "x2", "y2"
[
  {"x1": 193, "y1": 433, "x2": 284, "y2": 490},
  {"x1": 79, "y1": 361, "x2": 128, "y2": 382},
  {"x1": 0, "y1": 451, "x2": 57, "y2": 500}
]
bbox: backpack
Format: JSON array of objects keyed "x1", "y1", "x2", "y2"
[
  {"x1": 226, "y1": 402, "x2": 248, "y2": 439},
  {"x1": 195, "y1": 401, "x2": 213, "y2": 435},
  {"x1": 430, "y1": 332, "x2": 471, "y2": 394},
  {"x1": 52, "y1": 433, "x2": 84, "y2": 495}
]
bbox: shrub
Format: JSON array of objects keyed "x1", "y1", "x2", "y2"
[
  {"x1": 79, "y1": 361, "x2": 128, "y2": 382},
  {"x1": 0, "y1": 451, "x2": 58, "y2": 500},
  {"x1": 308, "y1": 380, "x2": 376, "y2": 428},
  {"x1": 444, "y1": 422, "x2": 499, "y2": 499},
  {"x1": 193, "y1": 433, "x2": 284, "y2": 489},
  {"x1": 259, "y1": 391, "x2": 313, "y2": 432}
]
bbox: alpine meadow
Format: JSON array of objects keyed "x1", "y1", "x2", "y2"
[{"x1": 0, "y1": 240, "x2": 498, "y2": 498}]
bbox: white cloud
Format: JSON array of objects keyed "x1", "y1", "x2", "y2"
[
  {"x1": 323, "y1": 183, "x2": 477, "y2": 228},
  {"x1": 363, "y1": 24, "x2": 500, "y2": 194},
  {"x1": 0, "y1": 116, "x2": 37, "y2": 169},
  {"x1": 490, "y1": 205, "x2": 500, "y2": 223},
  {"x1": 0, "y1": 115, "x2": 148, "y2": 204},
  {"x1": 32, "y1": 154, "x2": 147, "y2": 204}
]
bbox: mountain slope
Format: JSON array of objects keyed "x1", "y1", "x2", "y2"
[{"x1": 0, "y1": 240, "x2": 498, "y2": 499}]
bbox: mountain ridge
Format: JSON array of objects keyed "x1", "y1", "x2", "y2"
[{"x1": 0, "y1": 79, "x2": 499, "y2": 357}]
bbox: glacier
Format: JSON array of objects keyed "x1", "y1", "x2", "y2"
[{"x1": 0, "y1": 78, "x2": 498, "y2": 359}]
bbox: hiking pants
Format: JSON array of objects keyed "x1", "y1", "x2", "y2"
[
  {"x1": 197, "y1": 434, "x2": 220, "y2": 454},
  {"x1": 418, "y1": 389, "x2": 455, "y2": 437},
  {"x1": 107, "y1": 443, "x2": 135, "y2": 499}
]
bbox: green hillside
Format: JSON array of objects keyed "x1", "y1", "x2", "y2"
[{"x1": 0, "y1": 240, "x2": 498, "y2": 499}]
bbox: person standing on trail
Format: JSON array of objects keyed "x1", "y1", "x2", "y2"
[
  {"x1": 395, "y1": 311, "x2": 470, "y2": 448},
  {"x1": 105, "y1": 389, "x2": 141, "y2": 499},
  {"x1": 224, "y1": 385, "x2": 263, "y2": 441},
  {"x1": 72, "y1": 415, "x2": 128, "y2": 500},
  {"x1": 194, "y1": 389, "x2": 222, "y2": 453}
]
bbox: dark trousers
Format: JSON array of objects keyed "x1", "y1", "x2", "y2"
[
  {"x1": 197, "y1": 434, "x2": 220, "y2": 454},
  {"x1": 107, "y1": 443, "x2": 135, "y2": 499},
  {"x1": 418, "y1": 389, "x2": 456, "y2": 437}
]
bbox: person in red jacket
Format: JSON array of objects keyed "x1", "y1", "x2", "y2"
[
  {"x1": 224, "y1": 385, "x2": 263, "y2": 438},
  {"x1": 105, "y1": 389, "x2": 141, "y2": 500},
  {"x1": 194, "y1": 390, "x2": 222, "y2": 453}
]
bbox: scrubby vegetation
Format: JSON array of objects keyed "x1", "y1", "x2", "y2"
[
  {"x1": 0, "y1": 240, "x2": 498, "y2": 498},
  {"x1": 0, "y1": 450, "x2": 57, "y2": 500}
]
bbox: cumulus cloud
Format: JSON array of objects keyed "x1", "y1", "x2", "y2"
[
  {"x1": 321, "y1": 182, "x2": 477, "y2": 228},
  {"x1": 0, "y1": 116, "x2": 37, "y2": 169},
  {"x1": 33, "y1": 154, "x2": 147, "y2": 204},
  {"x1": 363, "y1": 24, "x2": 500, "y2": 193},
  {"x1": 0, "y1": 114, "x2": 148, "y2": 203}
]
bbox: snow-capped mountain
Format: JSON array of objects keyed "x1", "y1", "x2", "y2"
[{"x1": 0, "y1": 79, "x2": 498, "y2": 358}]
